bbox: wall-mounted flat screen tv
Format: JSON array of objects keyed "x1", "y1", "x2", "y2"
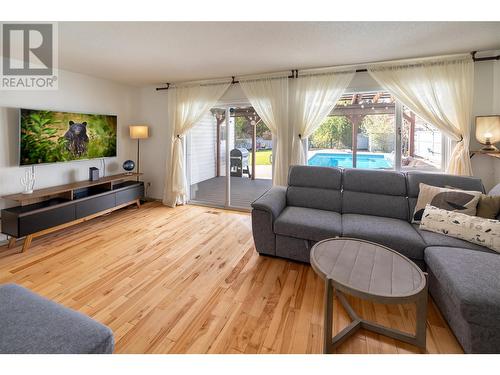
[{"x1": 20, "y1": 108, "x2": 117, "y2": 165}]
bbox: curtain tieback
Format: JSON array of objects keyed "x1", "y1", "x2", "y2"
[{"x1": 298, "y1": 134, "x2": 302, "y2": 139}]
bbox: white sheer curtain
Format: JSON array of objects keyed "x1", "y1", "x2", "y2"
[
  {"x1": 240, "y1": 77, "x2": 289, "y2": 186},
  {"x1": 368, "y1": 55, "x2": 474, "y2": 175},
  {"x1": 290, "y1": 71, "x2": 355, "y2": 165},
  {"x1": 162, "y1": 82, "x2": 230, "y2": 207}
]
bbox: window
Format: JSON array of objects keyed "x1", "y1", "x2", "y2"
[
  {"x1": 401, "y1": 106, "x2": 442, "y2": 171},
  {"x1": 308, "y1": 91, "x2": 444, "y2": 171}
]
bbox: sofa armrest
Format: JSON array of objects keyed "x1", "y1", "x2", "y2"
[
  {"x1": 251, "y1": 186, "x2": 286, "y2": 257},
  {"x1": 251, "y1": 186, "x2": 287, "y2": 220}
]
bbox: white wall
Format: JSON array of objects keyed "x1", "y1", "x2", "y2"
[
  {"x1": 0, "y1": 68, "x2": 140, "y2": 241},
  {"x1": 134, "y1": 86, "x2": 169, "y2": 200},
  {"x1": 470, "y1": 60, "x2": 500, "y2": 191},
  {"x1": 493, "y1": 60, "x2": 500, "y2": 188}
]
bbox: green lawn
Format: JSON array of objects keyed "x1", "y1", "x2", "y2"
[{"x1": 248, "y1": 150, "x2": 272, "y2": 165}]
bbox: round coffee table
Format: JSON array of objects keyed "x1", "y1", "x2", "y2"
[{"x1": 310, "y1": 237, "x2": 428, "y2": 353}]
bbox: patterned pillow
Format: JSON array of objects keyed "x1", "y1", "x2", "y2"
[
  {"x1": 420, "y1": 204, "x2": 500, "y2": 252},
  {"x1": 412, "y1": 183, "x2": 482, "y2": 224}
]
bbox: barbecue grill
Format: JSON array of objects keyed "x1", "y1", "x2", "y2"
[{"x1": 230, "y1": 148, "x2": 251, "y2": 178}]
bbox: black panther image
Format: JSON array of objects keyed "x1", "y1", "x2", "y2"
[{"x1": 64, "y1": 121, "x2": 89, "y2": 157}]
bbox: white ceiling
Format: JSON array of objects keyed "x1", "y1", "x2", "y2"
[{"x1": 57, "y1": 22, "x2": 500, "y2": 86}]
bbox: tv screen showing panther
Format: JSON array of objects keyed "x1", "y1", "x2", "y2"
[{"x1": 20, "y1": 109, "x2": 117, "y2": 165}]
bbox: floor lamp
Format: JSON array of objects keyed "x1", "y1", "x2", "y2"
[{"x1": 129, "y1": 125, "x2": 149, "y2": 181}]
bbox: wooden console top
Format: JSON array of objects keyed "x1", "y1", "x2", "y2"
[{"x1": 2, "y1": 173, "x2": 142, "y2": 205}]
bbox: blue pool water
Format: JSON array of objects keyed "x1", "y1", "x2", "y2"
[{"x1": 308, "y1": 153, "x2": 392, "y2": 169}]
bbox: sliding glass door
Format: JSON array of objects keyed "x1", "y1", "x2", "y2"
[{"x1": 187, "y1": 105, "x2": 272, "y2": 210}]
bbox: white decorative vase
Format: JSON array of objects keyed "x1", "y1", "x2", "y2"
[{"x1": 20, "y1": 167, "x2": 36, "y2": 194}]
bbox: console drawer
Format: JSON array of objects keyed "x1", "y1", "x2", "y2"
[
  {"x1": 116, "y1": 185, "x2": 144, "y2": 206},
  {"x1": 19, "y1": 204, "x2": 76, "y2": 237},
  {"x1": 75, "y1": 193, "x2": 115, "y2": 219}
]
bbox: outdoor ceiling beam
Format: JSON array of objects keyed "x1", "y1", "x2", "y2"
[{"x1": 331, "y1": 107, "x2": 395, "y2": 116}]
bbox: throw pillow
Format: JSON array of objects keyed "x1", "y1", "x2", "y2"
[
  {"x1": 420, "y1": 204, "x2": 500, "y2": 253},
  {"x1": 412, "y1": 183, "x2": 482, "y2": 224},
  {"x1": 477, "y1": 195, "x2": 500, "y2": 219},
  {"x1": 443, "y1": 184, "x2": 500, "y2": 220}
]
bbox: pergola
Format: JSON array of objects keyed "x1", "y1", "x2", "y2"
[{"x1": 210, "y1": 91, "x2": 418, "y2": 178}]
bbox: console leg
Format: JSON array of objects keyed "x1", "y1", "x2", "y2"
[
  {"x1": 22, "y1": 235, "x2": 33, "y2": 252},
  {"x1": 136, "y1": 199, "x2": 141, "y2": 208},
  {"x1": 8, "y1": 237, "x2": 16, "y2": 249}
]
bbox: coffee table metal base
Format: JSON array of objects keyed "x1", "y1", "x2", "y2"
[{"x1": 324, "y1": 279, "x2": 428, "y2": 353}]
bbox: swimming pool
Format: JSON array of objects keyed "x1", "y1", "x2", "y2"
[{"x1": 308, "y1": 153, "x2": 393, "y2": 169}]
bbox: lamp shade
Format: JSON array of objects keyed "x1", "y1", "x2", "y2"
[
  {"x1": 475, "y1": 116, "x2": 500, "y2": 145},
  {"x1": 129, "y1": 125, "x2": 149, "y2": 139}
]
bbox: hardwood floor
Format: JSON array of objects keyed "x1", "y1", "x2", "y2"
[{"x1": 0, "y1": 202, "x2": 463, "y2": 354}]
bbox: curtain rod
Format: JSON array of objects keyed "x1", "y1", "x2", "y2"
[
  {"x1": 155, "y1": 68, "x2": 367, "y2": 91},
  {"x1": 155, "y1": 51, "x2": 497, "y2": 91}
]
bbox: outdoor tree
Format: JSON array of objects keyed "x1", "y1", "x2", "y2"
[
  {"x1": 360, "y1": 115, "x2": 395, "y2": 153},
  {"x1": 234, "y1": 117, "x2": 270, "y2": 139},
  {"x1": 309, "y1": 116, "x2": 352, "y2": 150}
]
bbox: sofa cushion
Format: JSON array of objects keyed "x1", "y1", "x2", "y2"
[
  {"x1": 342, "y1": 169, "x2": 409, "y2": 220},
  {"x1": 288, "y1": 165, "x2": 342, "y2": 189},
  {"x1": 287, "y1": 186, "x2": 342, "y2": 212},
  {"x1": 274, "y1": 206, "x2": 342, "y2": 242},
  {"x1": 406, "y1": 171, "x2": 485, "y2": 197},
  {"x1": 413, "y1": 224, "x2": 494, "y2": 254},
  {"x1": 342, "y1": 191, "x2": 409, "y2": 221},
  {"x1": 0, "y1": 284, "x2": 114, "y2": 354},
  {"x1": 341, "y1": 214, "x2": 426, "y2": 260},
  {"x1": 424, "y1": 247, "x2": 500, "y2": 327},
  {"x1": 287, "y1": 165, "x2": 342, "y2": 212},
  {"x1": 343, "y1": 168, "x2": 407, "y2": 196}
]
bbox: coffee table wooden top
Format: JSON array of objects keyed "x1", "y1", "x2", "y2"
[{"x1": 310, "y1": 238, "x2": 426, "y2": 300}]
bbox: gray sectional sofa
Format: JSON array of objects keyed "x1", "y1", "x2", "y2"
[{"x1": 251, "y1": 165, "x2": 500, "y2": 353}]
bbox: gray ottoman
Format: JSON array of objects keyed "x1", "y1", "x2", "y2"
[{"x1": 0, "y1": 284, "x2": 114, "y2": 354}]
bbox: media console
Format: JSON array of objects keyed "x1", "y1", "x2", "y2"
[{"x1": 1, "y1": 173, "x2": 144, "y2": 252}]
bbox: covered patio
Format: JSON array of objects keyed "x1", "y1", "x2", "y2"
[{"x1": 190, "y1": 176, "x2": 272, "y2": 208}]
